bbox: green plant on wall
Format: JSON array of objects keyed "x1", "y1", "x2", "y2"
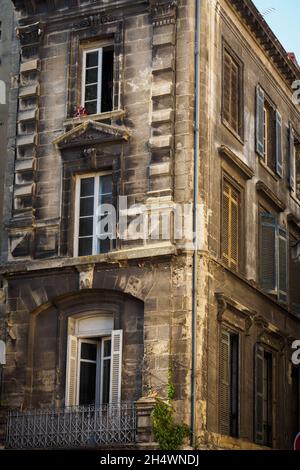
[{"x1": 151, "y1": 367, "x2": 190, "y2": 450}]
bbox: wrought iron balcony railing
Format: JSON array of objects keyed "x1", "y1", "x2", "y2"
[{"x1": 6, "y1": 403, "x2": 136, "y2": 449}]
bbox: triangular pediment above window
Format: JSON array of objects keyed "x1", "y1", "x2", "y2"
[{"x1": 53, "y1": 120, "x2": 131, "y2": 149}]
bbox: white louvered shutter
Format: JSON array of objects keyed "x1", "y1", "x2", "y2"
[
  {"x1": 109, "y1": 330, "x2": 123, "y2": 403},
  {"x1": 65, "y1": 335, "x2": 78, "y2": 407}
]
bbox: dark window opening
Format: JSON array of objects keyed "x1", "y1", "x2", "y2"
[
  {"x1": 263, "y1": 101, "x2": 276, "y2": 173},
  {"x1": 101, "y1": 47, "x2": 114, "y2": 113}
]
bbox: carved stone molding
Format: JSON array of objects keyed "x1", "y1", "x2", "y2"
[
  {"x1": 74, "y1": 14, "x2": 118, "y2": 30},
  {"x1": 16, "y1": 22, "x2": 44, "y2": 46},
  {"x1": 215, "y1": 292, "x2": 255, "y2": 333},
  {"x1": 76, "y1": 264, "x2": 95, "y2": 290},
  {"x1": 254, "y1": 314, "x2": 286, "y2": 351},
  {"x1": 149, "y1": 0, "x2": 177, "y2": 26}
]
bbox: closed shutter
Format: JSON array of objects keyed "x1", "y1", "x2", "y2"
[
  {"x1": 289, "y1": 236, "x2": 300, "y2": 316},
  {"x1": 223, "y1": 51, "x2": 232, "y2": 125},
  {"x1": 256, "y1": 86, "x2": 265, "y2": 157},
  {"x1": 260, "y1": 213, "x2": 277, "y2": 293},
  {"x1": 219, "y1": 329, "x2": 230, "y2": 435},
  {"x1": 254, "y1": 343, "x2": 264, "y2": 445},
  {"x1": 277, "y1": 226, "x2": 288, "y2": 304},
  {"x1": 223, "y1": 51, "x2": 239, "y2": 133},
  {"x1": 65, "y1": 335, "x2": 78, "y2": 407},
  {"x1": 275, "y1": 110, "x2": 283, "y2": 177},
  {"x1": 289, "y1": 125, "x2": 296, "y2": 191},
  {"x1": 222, "y1": 181, "x2": 239, "y2": 271},
  {"x1": 109, "y1": 329, "x2": 123, "y2": 403}
]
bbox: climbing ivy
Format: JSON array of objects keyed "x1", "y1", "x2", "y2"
[{"x1": 151, "y1": 367, "x2": 190, "y2": 450}]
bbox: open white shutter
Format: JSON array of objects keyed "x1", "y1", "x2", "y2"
[
  {"x1": 0, "y1": 340, "x2": 6, "y2": 365},
  {"x1": 65, "y1": 335, "x2": 78, "y2": 407},
  {"x1": 109, "y1": 330, "x2": 123, "y2": 403}
]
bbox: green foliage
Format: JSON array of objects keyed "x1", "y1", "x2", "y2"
[{"x1": 151, "y1": 367, "x2": 190, "y2": 450}]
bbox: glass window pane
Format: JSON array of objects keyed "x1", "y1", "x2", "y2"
[
  {"x1": 79, "y1": 217, "x2": 93, "y2": 237},
  {"x1": 79, "y1": 362, "x2": 96, "y2": 405},
  {"x1": 102, "y1": 359, "x2": 111, "y2": 404},
  {"x1": 103, "y1": 340, "x2": 111, "y2": 358},
  {"x1": 80, "y1": 197, "x2": 94, "y2": 217},
  {"x1": 100, "y1": 174, "x2": 112, "y2": 195},
  {"x1": 99, "y1": 193, "x2": 113, "y2": 206},
  {"x1": 85, "y1": 101, "x2": 97, "y2": 115},
  {"x1": 80, "y1": 177, "x2": 94, "y2": 197},
  {"x1": 85, "y1": 84, "x2": 98, "y2": 101},
  {"x1": 81, "y1": 342, "x2": 97, "y2": 361},
  {"x1": 85, "y1": 67, "x2": 98, "y2": 84},
  {"x1": 86, "y1": 51, "x2": 98, "y2": 68},
  {"x1": 78, "y1": 237, "x2": 93, "y2": 256},
  {"x1": 97, "y1": 237, "x2": 111, "y2": 254}
]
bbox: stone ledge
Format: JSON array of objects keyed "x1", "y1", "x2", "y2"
[
  {"x1": 149, "y1": 135, "x2": 172, "y2": 149},
  {"x1": 0, "y1": 243, "x2": 177, "y2": 275}
]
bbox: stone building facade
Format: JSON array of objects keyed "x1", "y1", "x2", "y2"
[{"x1": 0, "y1": 0, "x2": 299, "y2": 450}]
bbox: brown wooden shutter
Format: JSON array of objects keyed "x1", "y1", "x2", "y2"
[
  {"x1": 254, "y1": 343, "x2": 264, "y2": 445},
  {"x1": 260, "y1": 213, "x2": 277, "y2": 293},
  {"x1": 223, "y1": 51, "x2": 239, "y2": 134},
  {"x1": 277, "y1": 226, "x2": 288, "y2": 304},
  {"x1": 256, "y1": 86, "x2": 265, "y2": 157},
  {"x1": 219, "y1": 329, "x2": 230, "y2": 435},
  {"x1": 275, "y1": 110, "x2": 283, "y2": 177},
  {"x1": 222, "y1": 181, "x2": 239, "y2": 271},
  {"x1": 223, "y1": 51, "x2": 231, "y2": 125}
]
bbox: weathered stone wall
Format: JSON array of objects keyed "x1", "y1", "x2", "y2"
[{"x1": 196, "y1": 0, "x2": 300, "y2": 450}]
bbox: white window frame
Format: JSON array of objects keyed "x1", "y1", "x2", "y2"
[
  {"x1": 81, "y1": 47, "x2": 103, "y2": 115},
  {"x1": 76, "y1": 338, "x2": 101, "y2": 406},
  {"x1": 74, "y1": 171, "x2": 112, "y2": 257}
]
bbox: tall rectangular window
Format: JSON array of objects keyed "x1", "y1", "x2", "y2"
[
  {"x1": 222, "y1": 48, "x2": 243, "y2": 137},
  {"x1": 221, "y1": 179, "x2": 240, "y2": 271},
  {"x1": 254, "y1": 344, "x2": 274, "y2": 447},
  {"x1": 260, "y1": 212, "x2": 288, "y2": 304},
  {"x1": 74, "y1": 173, "x2": 115, "y2": 257},
  {"x1": 82, "y1": 45, "x2": 114, "y2": 115},
  {"x1": 66, "y1": 331, "x2": 122, "y2": 407},
  {"x1": 256, "y1": 86, "x2": 282, "y2": 176},
  {"x1": 219, "y1": 329, "x2": 239, "y2": 437}
]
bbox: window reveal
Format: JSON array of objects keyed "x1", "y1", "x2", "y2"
[{"x1": 82, "y1": 46, "x2": 114, "y2": 115}]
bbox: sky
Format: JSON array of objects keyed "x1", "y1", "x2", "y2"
[{"x1": 253, "y1": 0, "x2": 300, "y2": 62}]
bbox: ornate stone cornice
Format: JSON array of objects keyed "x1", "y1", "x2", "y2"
[
  {"x1": 215, "y1": 292, "x2": 255, "y2": 334},
  {"x1": 53, "y1": 120, "x2": 131, "y2": 149},
  {"x1": 256, "y1": 181, "x2": 286, "y2": 212},
  {"x1": 219, "y1": 145, "x2": 254, "y2": 180},
  {"x1": 149, "y1": 0, "x2": 177, "y2": 26}
]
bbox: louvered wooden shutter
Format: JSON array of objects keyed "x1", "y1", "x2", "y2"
[
  {"x1": 65, "y1": 335, "x2": 78, "y2": 407},
  {"x1": 219, "y1": 329, "x2": 230, "y2": 435},
  {"x1": 277, "y1": 226, "x2": 288, "y2": 304},
  {"x1": 254, "y1": 343, "x2": 264, "y2": 445},
  {"x1": 289, "y1": 125, "x2": 296, "y2": 191},
  {"x1": 260, "y1": 213, "x2": 276, "y2": 293},
  {"x1": 256, "y1": 86, "x2": 265, "y2": 157},
  {"x1": 109, "y1": 329, "x2": 123, "y2": 403},
  {"x1": 290, "y1": 237, "x2": 300, "y2": 316},
  {"x1": 222, "y1": 181, "x2": 239, "y2": 271},
  {"x1": 275, "y1": 110, "x2": 283, "y2": 177},
  {"x1": 223, "y1": 51, "x2": 231, "y2": 125},
  {"x1": 223, "y1": 51, "x2": 239, "y2": 134}
]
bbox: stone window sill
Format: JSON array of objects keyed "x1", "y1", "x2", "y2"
[{"x1": 63, "y1": 109, "x2": 125, "y2": 128}]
